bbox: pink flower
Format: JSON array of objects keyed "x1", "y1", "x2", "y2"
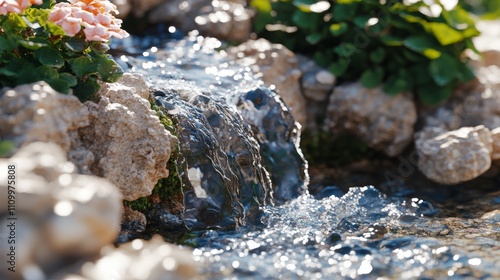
[
  {"x1": 0, "y1": 0, "x2": 42, "y2": 15},
  {"x1": 48, "y1": 0, "x2": 129, "y2": 42}
]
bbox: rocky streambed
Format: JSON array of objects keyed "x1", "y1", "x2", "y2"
[{"x1": 0, "y1": 19, "x2": 499, "y2": 280}]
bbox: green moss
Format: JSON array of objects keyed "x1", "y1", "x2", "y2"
[
  {"x1": 124, "y1": 98, "x2": 183, "y2": 214},
  {"x1": 123, "y1": 196, "x2": 151, "y2": 212}
]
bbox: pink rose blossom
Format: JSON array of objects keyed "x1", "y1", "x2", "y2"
[
  {"x1": 48, "y1": 0, "x2": 129, "y2": 42},
  {"x1": 0, "y1": 0, "x2": 42, "y2": 15}
]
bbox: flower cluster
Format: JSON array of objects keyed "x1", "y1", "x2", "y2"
[
  {"x1": 0, "y1": 0, "x2": 129, "y2": 100},
  {"x1": 48, "y1": 0, "x2": 129, "y2": 42},
  {"x1": 0, "y1": 0, "x2": 42, "y2": 15}
]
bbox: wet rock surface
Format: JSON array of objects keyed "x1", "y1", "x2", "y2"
[
  {"x1": 0, "y1": 142, "x2": 122, "y2": 279},
  {"x1": 227, "y1": 39, "x2": 308, "y2": 128},
  {"x1": 324, "y1": 83, "x2": 417, "y2": 157},
  {"x1": 113, "y1": 32, "x2": 308, "y2": 230}
]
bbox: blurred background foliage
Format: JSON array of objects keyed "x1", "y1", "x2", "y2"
[{"x1": 250, "y1": 0, "x2": 496, "y2": 104}]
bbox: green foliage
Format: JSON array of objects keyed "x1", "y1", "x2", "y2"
[
  {"x1": 0, "y1": 141, "x2": 15, "y2": 157},
  {"x1": 251, "y1": 0, "x2": 481, "y2": 104},
  {"x1": 0, "y1": 2, "x2": 125, "y2": 101}
]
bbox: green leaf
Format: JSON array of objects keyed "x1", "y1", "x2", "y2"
[
  {"x1": 383, "y1": 75, "x2": 407, "y2": 95},
  {"x1": 360, "y1": 66, "x2": 384, "y2": 88},
  {"x1": 306, "y1": 33, "x2": 322, "y2": 45},
  {"x1": 34, "y1": 47, "x2": 65, "y2": 68},
  {"x1": 71, "y1": 56, "x2": 98, "y2": 78},
  {"x1": 73, "y1": 77, "x2": 100, "y2": 101},
  {"x1": 292, "y1": 10, "x2": 320, "y2": 30},
  {"x1": 0, "y1": 37, "x2": 10, "y2": 53},
  {"x1": 332, "y1": 3, "x2": 358, "y2": 21},
  {"x1": 95, "y1": 55, "x2": 124, "y2": 83},
  {"x1": 329, "y1": 22, "x2": 348, "y2": 36},
  {"x1": 426, "y1": 22, "x2": 464, "y2": 46},
  {"x1": 429, "y1": 53, "x2": 458, "y2": 86},
  {"x1": 47, "y1": 78, "x2": 71, "y2": 94},
  {"x1": 65, "y1": 37, "x2": 87, "y2": 52},
  {"x1": 455, "y1": 63, "x2": 475, "y2": 82},
  {"x1": 329, "y1": 59, "x2": 349, "y2": 76},
  {"x1": 3, "y1": 13, "x2": 27, "y2": 33},
  {"x1": 59, "y1": 73, "x2": 78, "y2": 87},
  {"x1": 380, "y1": 35, "x2": 404, "y2": 46},
  {"x1": 91, "y1": 42, "x2": 110, "y2": 53},
  {"x1": 353, "y1": 15, "x2": 370, "y2": 28},
  {"x1": 370, "y1": 48, "x2": 385, "y2": 63},
  {"x1": 403, "y1": 36, "x2": 442, "y2": 59},
  {"x1": 334, "y1": 43, "x2": 357, "y2": 57},
  {"x1": 417, "y1": 83, "x2": 453, "y2": 105},
  {"x1": 251, "y1": 0, "x2": 272, "y2": 12}
]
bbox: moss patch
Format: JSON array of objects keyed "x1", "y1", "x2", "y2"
[{"x1": 124, "y1": 98, "x2": 183, "y2": 214}]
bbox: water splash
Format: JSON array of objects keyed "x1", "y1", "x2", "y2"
[{"x1": 193, "y1": 186, "x2": 500, "y2": 279}]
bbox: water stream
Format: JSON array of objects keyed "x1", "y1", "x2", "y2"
[{"x1": 112, "y1": 27, "x2": 500, "y2": 279}]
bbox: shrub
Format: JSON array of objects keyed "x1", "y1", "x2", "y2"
[
  {"x1": 251, "y1": 0, "x2": 481, "y2": 104},
  {"x1": 0, "y1": 0, "x2": 129, "y2": 101}
]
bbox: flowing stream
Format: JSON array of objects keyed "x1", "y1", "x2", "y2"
[{"x1": 112, "y1": 26, "x2": 500, "y2": 279}]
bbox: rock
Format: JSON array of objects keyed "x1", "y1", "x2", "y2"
[
  {"x1": 0, "y1": 82, "x2": 89, "y2": 155},
  {"x1": 53, "y1": 235, "x2": 204, "y2": 280},
  {"x1": 227, "y1": 39, "x2": 308, "y2": 129},
  {"x1": 481, "y1": 209, "x2": 500, "y2": 223},
  {"x1": 117, "y1": 206, "x2": 148, "y2": 243},
  {"x1": 297, "y1": 54, "x2": 335, "y2": 102},
  {"x1": 149, "y1": 0, "x2": 253, "y2": 42},
  {"x1": 492, "y1": 127, "x2": 500, "y2": 161},
  {"x1": 0, "y1": 142, "x2": 122, "y2": 279},
  {"x1": 80, "y1": 74, "x2": 175, "y2": 201},
  {"x1": 415, "y1": 126, "x2": 493, "y2": 185},
  {"x1": 324, "y1": 83, "x2": 417, "y2": 157}
]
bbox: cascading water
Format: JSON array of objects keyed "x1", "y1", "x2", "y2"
[
  {"x1": 112, "y1": 27, "x2": 500, "y2": 279},
  {"x1": 113, "y1": 29, "x2": 308, "y2": 229}
]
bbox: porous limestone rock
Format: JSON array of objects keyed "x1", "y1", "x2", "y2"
[
  {"x1": 148, "y1": 0, "x2": 253, "y2": 42},
  {"x1": 80, "y1": 74, "x2": 174, "y2": 201},
  {"x1": 0, "y1": 82, "x2": 89, "y2": 154},
  {"x1": 324, "y1": 83, "x2": 417, "y2": 157},
  {"x1": 0, "y1": 142, "x2": 122, "y2": 280},
  {"x1": 415, "y1": 126, "x2": 493, "y2": 185},
  {"x1": 228, "y1": 39, "x2": 308, "y2": 128},
  {"x1": 54, "y1": 236, "x2": 203, "y2": 280}
]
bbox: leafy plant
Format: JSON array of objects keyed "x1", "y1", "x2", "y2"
[
  {"x1": 0, "y1": 0, "x2": 129, "y2": 101},
  {"x1": 461, "y1": 0, "x2": 500, "y2": 20},
  {"x1": 251, "y1": 0, "x2": 481, "y2": 104}
]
